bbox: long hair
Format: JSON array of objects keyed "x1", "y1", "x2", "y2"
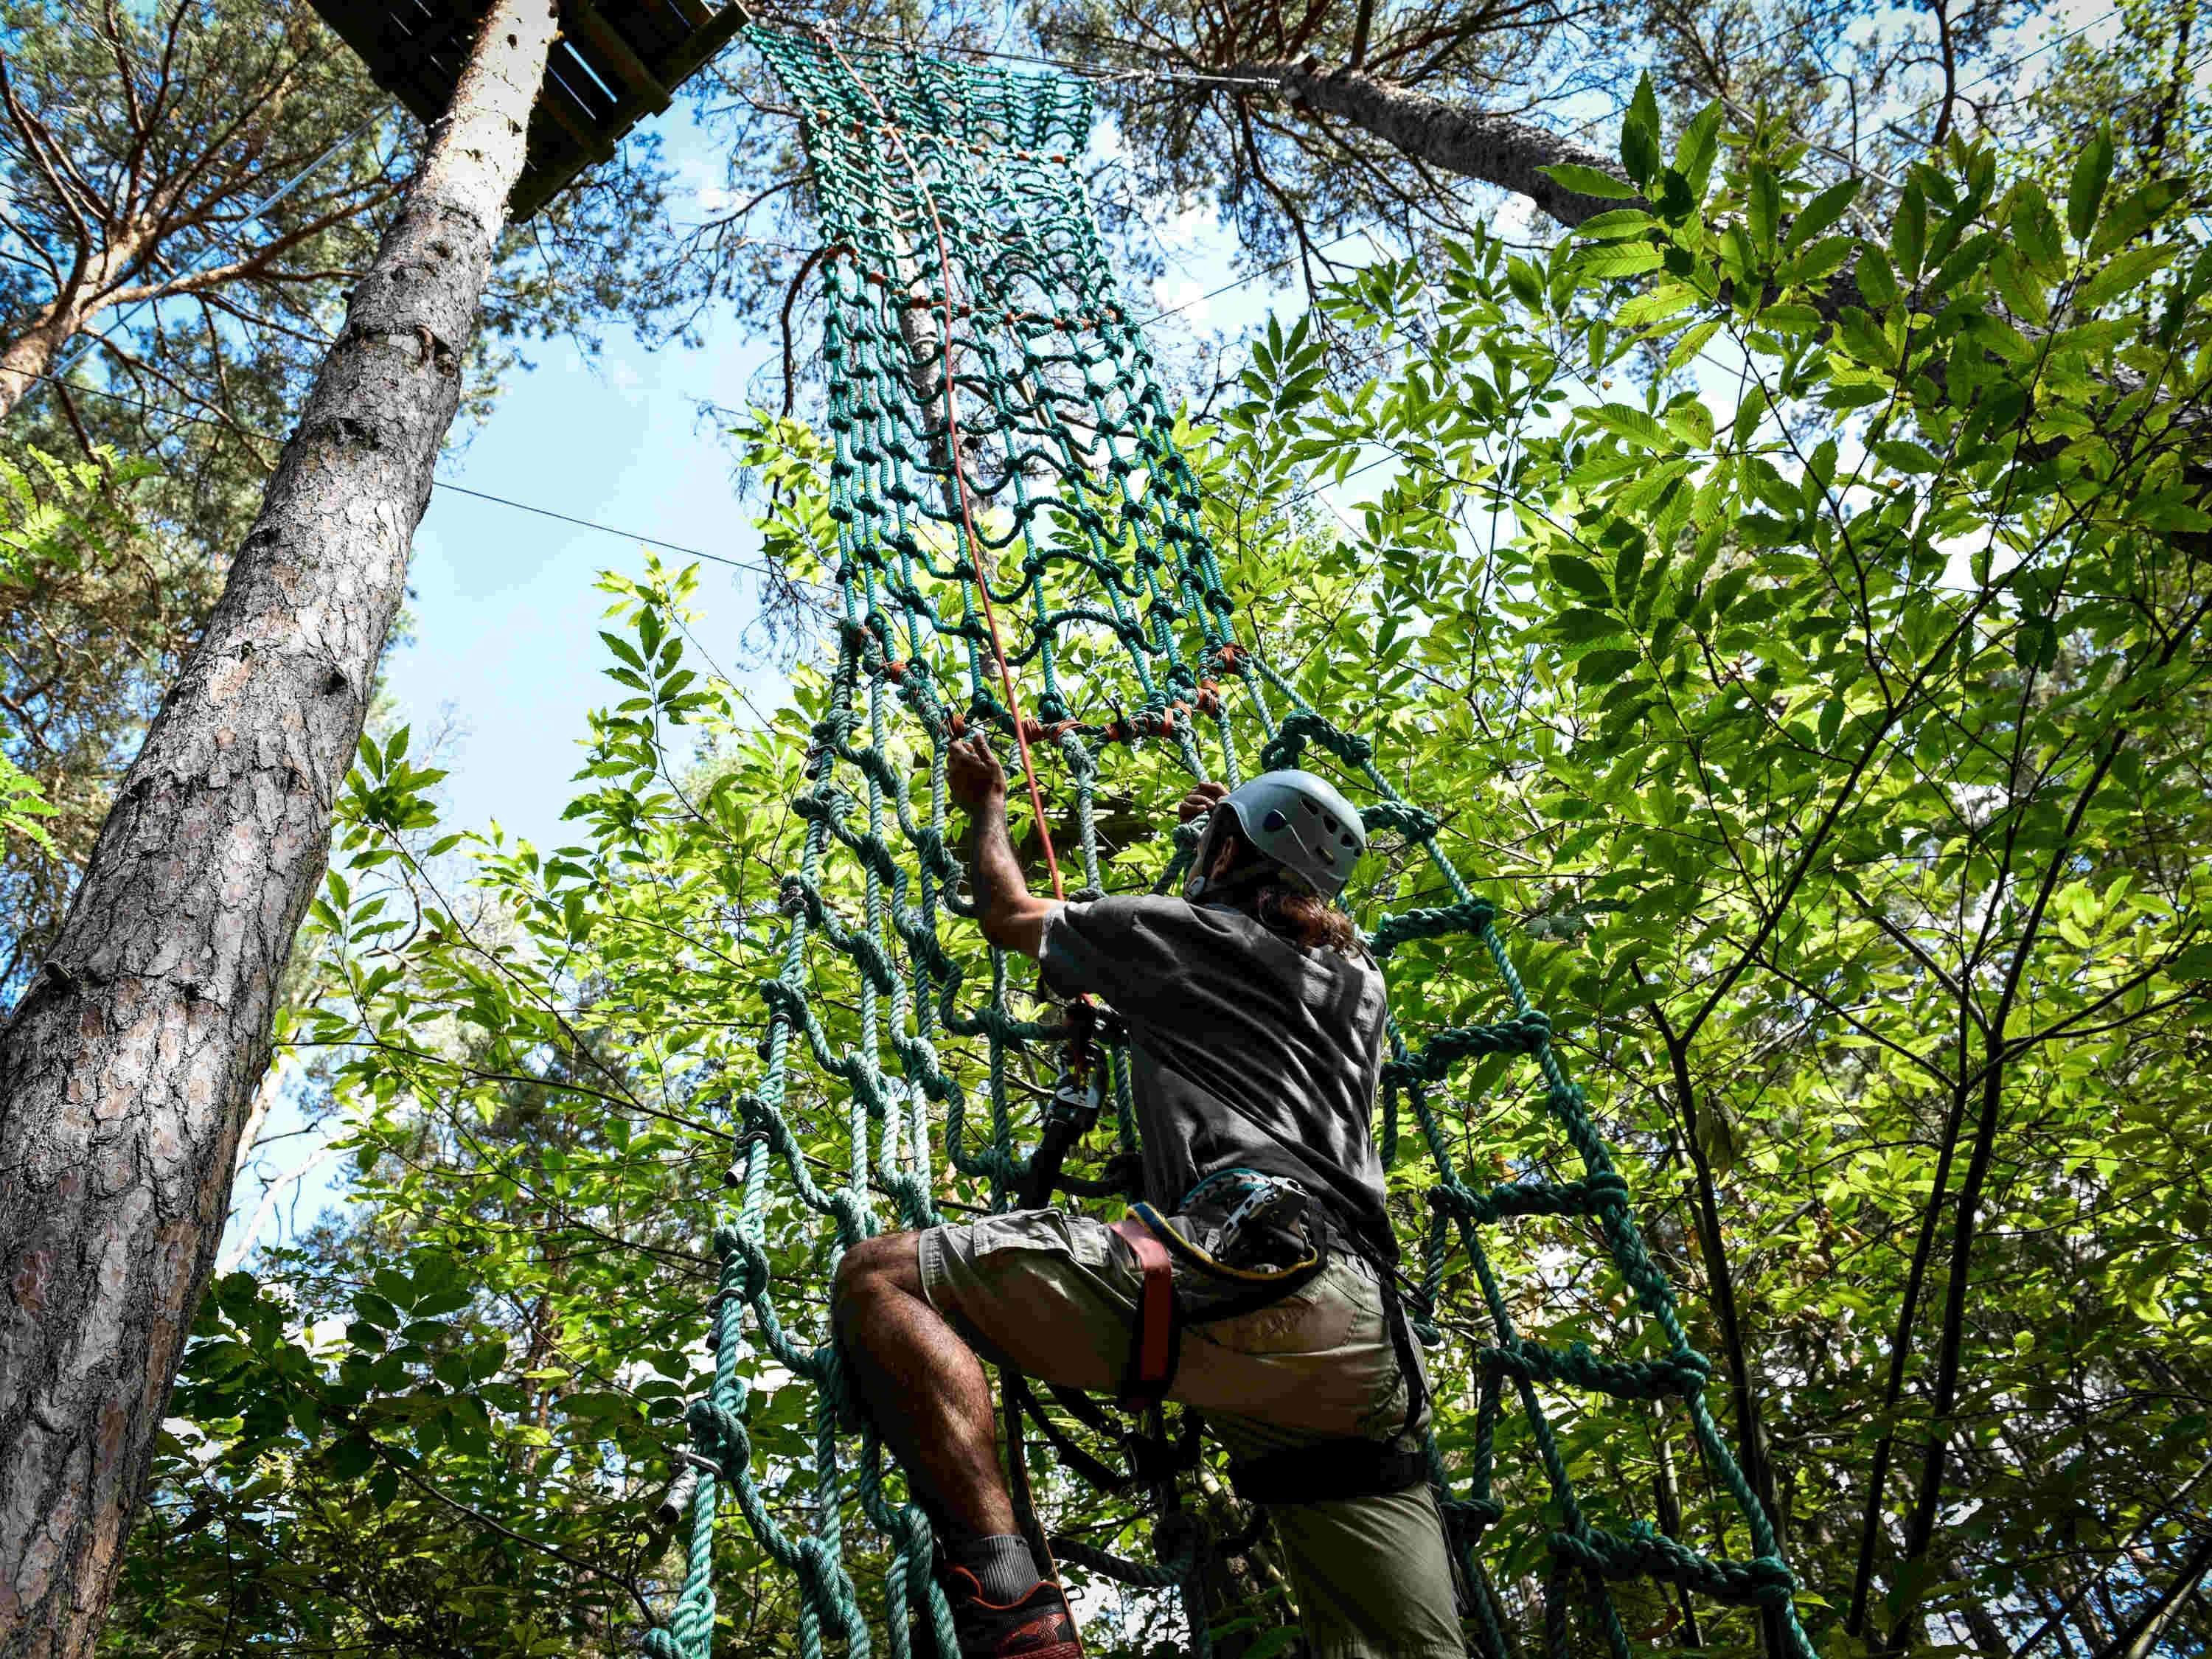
[{"x1": 1215, "y1": 831, "x2": 1363, "y2": 956}]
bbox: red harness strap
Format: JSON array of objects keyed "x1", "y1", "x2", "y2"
[{"x1": 1110, "y1": 1215, "x2": 1179, "y2": 1410}]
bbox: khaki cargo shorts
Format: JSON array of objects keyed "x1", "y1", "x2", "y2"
[{"x1": 918, "y1": 1207, "x2": 1467, "y2": 1659}]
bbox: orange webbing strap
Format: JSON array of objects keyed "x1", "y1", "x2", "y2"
[{"x1": 1110, "y1": 1214, "x2": 1179, "y2": 1410}]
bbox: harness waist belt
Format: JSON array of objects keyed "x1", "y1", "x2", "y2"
[
  {"x1": 1228, "y1": 1441, "x2": 1428, "y2": 1506},
  {"x1": 1110, "y1": 1214, "x2": 1179, "y2": 1409}
]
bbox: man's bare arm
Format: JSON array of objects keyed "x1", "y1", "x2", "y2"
[{"x1": 946, "y1": 733, "x2": 1056, "y2": 957}]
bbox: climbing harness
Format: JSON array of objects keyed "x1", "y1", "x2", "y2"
[
  {"x1": 1102, "y1": 1172, "x2": 1329, "y2": 1414},
  {"x1": 1107, "y1": 1215, "x2": 1180, "y2": 1410},
  {"x1": 1183, "y1": 1168, "x2": 1315, "y2": 1271},
  {"x1": 644, "y1": 28, "x2": 1820, "y2": 1659},
  {"x1": 1138, "y1": 1170, "x2": 1427, "y2": 1511}
]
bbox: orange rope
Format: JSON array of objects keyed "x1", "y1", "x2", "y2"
[{"x1": 815, "y1": 32, "x2": 1068, "y2": 902}]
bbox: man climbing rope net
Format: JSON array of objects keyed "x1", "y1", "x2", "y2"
[{"x1": 835, "y1": 733, "x2": 1466, "y2": 1659}]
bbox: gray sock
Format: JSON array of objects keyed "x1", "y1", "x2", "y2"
[{"x1": 949, "y1": 1534, "x2": 1042, "y2": 1604}]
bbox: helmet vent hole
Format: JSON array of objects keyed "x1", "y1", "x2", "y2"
[
  {"x1": 1340, "y1": 832, "x2": 1357, "y2": 848},
  {"x1": 1301, "y1": 800, "x2": 1318, "y2": 814},
  {"x1": 1261, "y1": 810, "x2": 1288, "y2": 832},
  {"x1": 1322, "y1": 814, "x2": 1340, "y2": 834}
]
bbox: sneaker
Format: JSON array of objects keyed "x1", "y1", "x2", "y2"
[{"x1": 938, "y1": 1568, "x2": 1087, "y2": 1659}]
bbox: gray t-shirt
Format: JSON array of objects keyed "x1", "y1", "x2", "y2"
[{"x1": 1037, "y1": 894, "x2": 1391, "y2": 1253}]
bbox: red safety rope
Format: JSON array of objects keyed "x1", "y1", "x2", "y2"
[{"x1": 815, "y1": 31, "x2": 1068, "y2": 902}]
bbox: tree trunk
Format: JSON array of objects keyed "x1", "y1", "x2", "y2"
[
  {"x1": 1234, "y1": 58, "x2": 1624, "y2": 227},
  {"x1": 1648, "y1": 1408, "x2": 1704, "y2": 1649},
  {"x1": 0, "y1": 303, "x2": 82, "y2": 424},
  {"x1": 1649, "y1": 1005, "x2": 1788, "y2": 1659},
  {"x1": 0, "y1": 4, "x2": 557, "y2": 1654},
  {"x1": 2098, "y1": 1534, "x2": 2212, "y2": 1659},
  {"x1": 1941, "y1": 1557, "x2": 2011, "y2": 1659},
  {"x1": 0, "y1": 226, "x2": 164, "y2": 425}
]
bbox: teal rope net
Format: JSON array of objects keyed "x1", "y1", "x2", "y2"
[{"x1": 644, "y1": 28, "x2": 1820, "y2": 1659}]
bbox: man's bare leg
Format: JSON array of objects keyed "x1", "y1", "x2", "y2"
[{"x1": 832, "y1": 1231, "x2": 1016, "y2": 1537}]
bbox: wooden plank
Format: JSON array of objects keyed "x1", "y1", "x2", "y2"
[
  {"x1": 546, "y1": 41, "x2": 619, "y2": 123},
  {"x1": 310, "y1": 0, "x2": 749, "y2": 220},
  {"x1": 657, "y1": 2, "x2": 746, "y2": 86},
  {"x1": 375, "y1": 1, "x2": 479, "y2": 88},
  {"x1": 568, "y1": 1, "x2": 669, "y2": 113},
  {"x1": 304, "y1": 0, "x2": 445, "y2": 124},
  {"x1": 362, "y1": 1, "x2": 480, "y2": 127},
  {"x1": 613, "y1": 0, "x2": 691, "y2": 59},
  {"x1": 535, "y1": 68, "x2": 614, "y2": 161}
]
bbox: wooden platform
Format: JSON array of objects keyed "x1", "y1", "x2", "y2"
[{"x1": 307, "y1": 0, "x2": 748, "y2": 219}]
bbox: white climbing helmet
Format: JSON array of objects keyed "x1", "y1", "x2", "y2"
[{"x1": 1185, "y1": 768, "x2": 1368, "y2": 902}]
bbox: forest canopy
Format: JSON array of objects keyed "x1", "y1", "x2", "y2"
[{"x1": 0, "y1": 1, "x2": 2207, "y2": 1657}]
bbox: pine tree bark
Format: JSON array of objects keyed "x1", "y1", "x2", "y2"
[
  {"x1": 0, "y1": 302, "x2": 83, "y2": 423},
  {"x1": 1232, "y1": 58, "x2": 1624, "y2": 227},
  {"x1": 0, "y1": 3, "x2": 557, "y2": 1653},
  {"x1": 0, "y1": 234, "x2": 151, "y2": 423}
]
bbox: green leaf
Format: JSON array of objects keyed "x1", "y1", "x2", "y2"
[
  {"x1": 1749, "y1": 163, "x2": 1781, "y2": 254},
  {"x1": 1574, "y1": 208, "x2": 1658, "y2": 240},
  {"x1": 1870, "y1": 438, "x2": 1944, "y2": 474},
  {"x1": 1856, "y1": 246, "x2": 1899, "y2": 309},
  {"x1": 1929, "y1": 231, "x2": 1999, "y2": 297},
  {"x1": 1757, "y1": 302, "x2": 1826, "y2": 334},
  {"x1": 1786, "y1": 177, "x2": 1863, "y2": 254},
  {"x1": 2077, "y1": 244, "x2": 2178, "y2": 313},
  {"x1": 1575, "y1": 243, "x2": 1664, "y2": 279},
  {"x1": 1732, "y1": 383, "x2": 1770, "y2": 446},
  {"x1": 2010, "y1": 180, "x2": 2065, "y2": 274},
  {"x1": 1551, "y1": 608, "x2": 1629, "y2": 643},
  {"x1": 1664, "y1": 399, "x2": 1716, "y2": 448},
  {"x1": 1781, "y1": 234, "x2": 1855, "y2": 286},
  {"x1": 1835, "y1": 307, "x2": 1897, "y2": 368},
  {"x1": 1892, "y1": 181, "x2": 1926, "y2": 280},
  {"x1": 1611, "y1": 534, "x2": 1646, "y2": 599},
  {"x1": 1548, "y1": 554, "x2": 1613, "y2": 601},
  {"x1": 1575, "y1": 647, "x2": 1642, "y2": 684},
  {"x1": 2087, "y1": 177, "x2": 2185, "y2": 258},
  {"x1": 1541, "y1": 164, "x2": 1638, "y2": 201},
  {"x1": 1989, "y1": 248, "x2": 2049, "y2": 327},
  {"x1": 1621, "y1": 72, "x2": 1662, "y2": 186},
  {"x1": 327, "y1": 1433, "x2": 376, "y2": 1482},
  {"x1": 1674, "y1": 100, "x2": 1724, "y2": 203},
  {"x1": 1590, "y1": 403, "x2": 1672, "y2": 448},
  {"x1": 1666, "y1": 318, "x2": 1722, "y2": 375},
  {"x1": 1743, "y1": 456, "x2": 1799, "y2": 514},
  {"x1": 2068, "y1": 127, "x2": 2115, "y2": 243},
  {"x1": 352, "y1": 1293, "x2": 401, "y2": 1330},
  {"x1": 1618, "y1": 287, "x2": 1697, "y2": 328},
  {"x1": 1505, "y1": 255, "x2": 1546, "y2": 311}
]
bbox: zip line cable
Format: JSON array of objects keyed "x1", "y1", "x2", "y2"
[{"x1": 5, "y1": 366, "x2": 793, "y2": 579}]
